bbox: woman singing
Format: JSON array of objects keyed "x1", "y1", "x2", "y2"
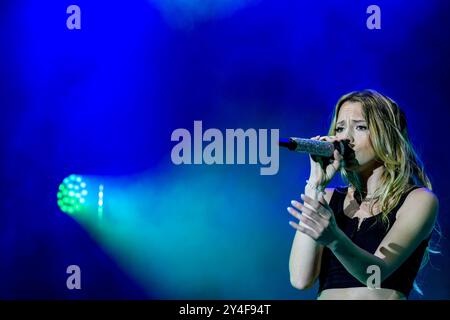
[{"x1": 288, "y1": 89, "x2": 439, "y2": 300}]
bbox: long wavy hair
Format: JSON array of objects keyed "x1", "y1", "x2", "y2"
[
  {"x1": 327, "y1": 89, "x2": 441, "y2": 295},
  {"x1": 328, "y1": 90, "x2": 431, "y2": 221}
]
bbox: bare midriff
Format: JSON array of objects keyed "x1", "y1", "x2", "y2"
[{"x1": 317, "y1": 287, "x2": 406, "y2": 300}]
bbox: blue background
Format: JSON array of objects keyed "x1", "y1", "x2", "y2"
[{"x1": 1, "y1": 0, "x2": 449, "y2": 299}]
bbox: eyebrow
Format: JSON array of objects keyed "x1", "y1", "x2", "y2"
[{"x1": 336, "y1": 119, "x2": 367, "y2": 125}]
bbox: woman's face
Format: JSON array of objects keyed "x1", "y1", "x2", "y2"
[{"x1": 335, "y1": 101, "x2": 379, "y2": 172}]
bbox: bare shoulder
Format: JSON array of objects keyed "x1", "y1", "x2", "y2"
[
  {"x1": 403, "y1": 187, "x2": 439, "y2": 210},
  {"x1": 397, "y1": 187, "x2": 439, "y2": 223}
]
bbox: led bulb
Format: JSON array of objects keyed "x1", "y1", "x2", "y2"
[
  {"x1": 56, "y1": 174, "x2": 88, "y2": 214},
  {"x1": 57, "y1": 174, "x2": 105, "y2": 221}
]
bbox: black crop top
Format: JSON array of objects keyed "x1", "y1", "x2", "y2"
[{"x1": 318, "y1": 185, "x2": 431, "y2": 298}]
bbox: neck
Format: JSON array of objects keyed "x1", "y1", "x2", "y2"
[{"x1": 353, "y1": 162, "x2": 385, "y2": 199}]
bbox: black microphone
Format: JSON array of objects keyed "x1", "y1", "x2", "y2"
[{"x1": 279, "y1": 137, "x2": 352, "y2": 161}]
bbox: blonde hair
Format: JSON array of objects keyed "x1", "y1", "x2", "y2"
[
  {"x1": 328, "y1": 89, "x2": 431, "y2": 223},
  {"x1": 328, "y1": 89, "x2": 441, "y2": 295}
]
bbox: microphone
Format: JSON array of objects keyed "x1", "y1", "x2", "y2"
[{"x1": 279, "y1": 137, "x2": 352, "y2": 161}]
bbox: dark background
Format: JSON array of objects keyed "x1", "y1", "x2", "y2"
[{"x1": 1, "y1": 0, "x2": 449, "y2": 299}]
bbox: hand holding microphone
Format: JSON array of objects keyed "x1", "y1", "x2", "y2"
[
  {"x1": 279, "y1": 135, "x2": 353, "y2": 189},
  {"x1": 307, "y1": 136, "x2": 347, "y2": 189}
]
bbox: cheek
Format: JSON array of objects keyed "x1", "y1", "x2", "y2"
[{"x1": 359, "y1": 135, "x2": 376, "y2": 158}]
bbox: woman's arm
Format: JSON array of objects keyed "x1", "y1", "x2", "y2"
[
  {"x1": 288, "y1": 134, "x2": 345, "y2": 289},
  {"x1": 288, "y1": 186, "x2": 334, "y2": 289},
  {"x1": 301, "y1": 188, "x2": 439, "y2": 286}
]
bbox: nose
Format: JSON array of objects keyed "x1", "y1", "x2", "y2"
[{"x1": 341, "y1": 130, "x2": 354, "y2": 146}]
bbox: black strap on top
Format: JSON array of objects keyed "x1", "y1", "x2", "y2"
[
  {"x1": 328, "y1": 186, "x2": 348, "y2": 216},
  {"x1": 328, "y1": 185, "x2": 422, "y2": 219}
]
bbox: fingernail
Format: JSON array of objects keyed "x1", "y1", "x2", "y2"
[
  {"x1": 287, "y1": 207, "x2": 291, "y2": 212},
  {"x1": 300, "y1": 194, "x2": 304, "y2": 199},
  {"x1": 291, "y1": 200, "x2": 299, "y2": 206}
]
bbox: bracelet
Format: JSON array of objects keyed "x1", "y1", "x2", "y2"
[{"x1": 306, "y1": 179, "x2": 326, "y2": 195}]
